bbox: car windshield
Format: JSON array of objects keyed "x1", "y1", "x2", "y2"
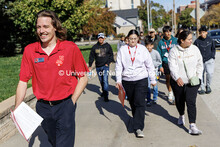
[{"x1": 208, "y1": 31, "x2": 220, "y2": 37}]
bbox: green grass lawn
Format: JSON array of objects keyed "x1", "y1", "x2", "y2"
[{"x1": 0, "y1": 44, "x2": 117, "y2": 102}]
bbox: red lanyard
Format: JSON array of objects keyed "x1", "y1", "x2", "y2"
[
  {"x1": 128, "y1": 45, "x2": 137, "y2": 65},
  {"x1": 164, "y1": 40, "x2": 172, "y2": 52}
]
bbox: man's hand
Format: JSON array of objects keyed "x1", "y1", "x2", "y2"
[
  {"x1": 88, "y1": 67, "x2": 92, "y2": 71},
  {"x1": 105, "y1": 64, "x2": 108, "y2": 66},
  {"x1": 176, "y1": 78, "x2": 184, "y2": 87}
]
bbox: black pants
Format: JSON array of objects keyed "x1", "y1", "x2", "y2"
[
  {"x1": 36, "y1": 97, "x2": 76, "y2": 147},
  {"x1": 122, "y1": 78, "x2": 148, "y2": 131},
  {"x1": 170, "y1": 78, "x2": 200, "y2": 123}
]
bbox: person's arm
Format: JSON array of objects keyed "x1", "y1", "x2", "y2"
[
  {"x1": 107, "y1": 44, "x2": 114, "y2": 65},
  {"x1": 71, "y1": 75, "x2": 88, "y2": 104},
  {"x1": 157, "y1": 42, "x2": 164, "y2": 73},
  {"x1": 89, "y1": 46, "x2": 95, "y2": 69},
  {"x1": 195, "y1": 46, "x2": 204, "y2": 80},
  {"x1": 117, "y1": 41, "x2": 120, "y2": 51},
  {"x1": 144, "y1": 50, "x2": 156, "y2": 86},
  {"x1": 14, "y1": 81, "x2": 28, "y2": 109},
  {"x1": 168, "y1": 47, "x2": 182, "y2": 87},
  {"x1": 115, "y1": 49, "x2": 123, "y2": 89},
  {"x1": 211, "y1": 39, "x2": 216, "y2": 59},
  {"x1": 15, "y1": 46, "x2": 32, "y2": 109},
  {"x1": 154, "y1": 50, "x2": 162, "y2": 68}
]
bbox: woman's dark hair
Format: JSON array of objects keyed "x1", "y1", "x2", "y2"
[
  {"x1": 177, "y1": 30, "x2": 192, "y2": 45},
  {"x1": 175, "y1": 28, "x2": 184, "y2": 38},
  {"x1": 163, "y1": 26, "x2": 172, "y2": 33},
  {"x1": 36, "y1": 10, "x2": 67, "y2": 41},
  {"x1": 127, "y1": 29, "x2": 139, "y2": 37}
]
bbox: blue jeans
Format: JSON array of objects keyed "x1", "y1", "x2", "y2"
[
  {"x1": 147, "y1": 77, "x2": 158, "y2": 102},
  {"x1": 96, "y1": 65, "x2": 109, "y2": 98}
]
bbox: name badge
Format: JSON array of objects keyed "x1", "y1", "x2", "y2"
[
  {"x1": 34, "y1": 58, "x2": 44, "y2": 63},
  {"x1": 164, "y1": 52, "x2": 169, "y2": 58}
]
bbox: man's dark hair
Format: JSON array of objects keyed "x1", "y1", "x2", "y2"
[
  {"x1": 163, "y1": 26, "x2": 172, "y2": 33},
  {"x1": 177, "y1": 30, "x2": 192, "y2": 45},
  {"x1": 145, "y1": 39, "x2": 154, "y2": 46},
  {"x1": 36, "y1": 10, "x2": 67, "y2": 41},
  {"x1": 199, "y1": 26, "x2": 208, "y2": 32}
]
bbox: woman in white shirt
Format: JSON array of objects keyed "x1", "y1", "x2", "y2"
[
  {"x1": 168, "y1": 30, "x2": 203, "y2": 135},
  {"x1": 115, "y1": 29, "x2": 156, "y2": 138}
]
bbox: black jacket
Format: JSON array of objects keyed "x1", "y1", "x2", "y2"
[
  {"x1": 194, "y1": 36, "x2": 216, "y2": 62},
  {"x1": 89, "y1": 42, "x2": 114, "y2": 67}
]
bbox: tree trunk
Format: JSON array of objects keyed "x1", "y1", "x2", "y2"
[{"x1": 89, "y1": 34, "x2": 92, "y2": 45}]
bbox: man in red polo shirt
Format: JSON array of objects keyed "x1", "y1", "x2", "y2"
[{"x1": 14, "y1": 10, "x2": 88, "y2": 147}]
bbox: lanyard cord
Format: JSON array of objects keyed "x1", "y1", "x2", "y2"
[
  {"x1": 128, "y1": 45, "x2": 137, "y2": 66},
  {"x1": 164, "y1": 40, "x2": 172, "y2": 52}
]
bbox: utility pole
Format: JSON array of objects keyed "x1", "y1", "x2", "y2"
[
  {"x1": 147, "y1": 0, "x2": 150, "y2": 31},
  {"x1": 173, "y1": 0, "x2": 176, "y2": 35},
  {"x1": 196, "y1": 0, "x2": 200, "y2": 37},
  {"x1": 149, "y1": 0, "x2": 152, "y2": 28}
]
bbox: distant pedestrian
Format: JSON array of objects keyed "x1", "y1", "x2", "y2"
[
  {"x1": 145, "y1": 28, "x2": 161, "y2": 49},
  {"x1": 115, "y1": 29, "x2": 156, "y2": 138},
  {"x1": 145, "y1": 39, "x2": 162, "y2": 106},
  {"x1": 139, "y1": 31, "x2": 145, "y2": 45},
  {"x1": 157, "y1": 26, "x2": 178, "y2": 104},
  {"x1": 124, "y1": 36, "x2": 129, "y2": 45},
  {"x1": 89, "y1": 33, "x2": 114, "y2": 102},
  {"x1": 158, "y1": 31, "x2": 163, "y2": 39},
  {"x1": 168, "y1": 30, "x2": 203, "y2": 135},
  {"x1": 194, "y1": 26, "x2": 216, "y2": 94},
  {"x1": 117, "y1": 35, "x2": 126, "y2": 51},
  {"x1": 14, "y1": 10, "x2": 89, "y2": 147}
]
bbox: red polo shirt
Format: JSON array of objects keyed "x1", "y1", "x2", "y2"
[{"x1": 19, "y1": 40, "x2": 89, "y2": 101}]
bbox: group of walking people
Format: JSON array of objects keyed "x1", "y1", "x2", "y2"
[
  {"x1": 115, "y1": 25, "x2": 216, "y2": 137},
  {"x1": 14, "y1": 9, "x2": 215, "y2": 146}
]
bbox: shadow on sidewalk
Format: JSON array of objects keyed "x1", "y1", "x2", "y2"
[
  {"x1": 145, "y1": 104, "x2": 188, "y2": 133},
  {"x1": 86, "y1": 83, "x2": 118, "y2": 96},
  {"x1": 86, "y1": 83, "x2": 102, "y2": 95},
  {"x1": 29, "y1": 126, "x2": 52, "y2": 147},
  {"x1": 95, "y1": 98, "x2": 133, "y2": 133}
]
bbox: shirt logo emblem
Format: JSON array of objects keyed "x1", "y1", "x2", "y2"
[
  {"x1": 34, "y1": 58, "x2": 44, "y2": 63},
  {"x1": 56, "y1": 55, "x2": 64, "y2": 66}
]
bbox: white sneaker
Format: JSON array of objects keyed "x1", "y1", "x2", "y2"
[
  {"x1": 168, "y1": 91, "x2": 175, "y2": 104},
  {"x1": 136, "y1": 129, "x2": 144, "y2": 138},
  {"x1": 189, "y1": 124, "x2": 202, "y2": 135},
  {"x1": 178, "y1": 115, "x2": 185, "y2": 125}
]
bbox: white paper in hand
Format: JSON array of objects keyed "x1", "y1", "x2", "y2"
[{"x1": 11, "y1": 102, "x2": 43, "y2": 142}]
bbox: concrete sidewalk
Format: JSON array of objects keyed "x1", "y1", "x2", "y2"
[{"x1": 1, "y1": 64, "x2": 220, "y2": 147}]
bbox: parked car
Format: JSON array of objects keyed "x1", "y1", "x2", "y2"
[{"x1": 208, "y1": 29, "x2": 220, "y2": 47}]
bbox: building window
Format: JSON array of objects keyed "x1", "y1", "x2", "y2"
[{"x1": 131, "y1": 0, "x2": 134, "y2": 9}]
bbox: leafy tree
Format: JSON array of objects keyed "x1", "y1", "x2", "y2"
[
  {"x1": 178, "y1": 8, "x2": 195, "y2": 28},
  {"x1": 201, "y1": 3, "x2": 220, "y2": 27},
  {"x1": 138, "y1": 1, "x2": 171, "y2": 33},
  {"x1": 6, "y1": 0, "x2": 96, "y2": 49},
  {"x1": 0, "y1": 0, "x2": 16, "y2": 56},
  {"x1": 82, "y1": 7, "x2": 116, "y2": 40}
]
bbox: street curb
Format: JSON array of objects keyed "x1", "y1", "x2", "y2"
[{"x1": 0, "y1": 88, "x2": 36, "y2": 143}]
